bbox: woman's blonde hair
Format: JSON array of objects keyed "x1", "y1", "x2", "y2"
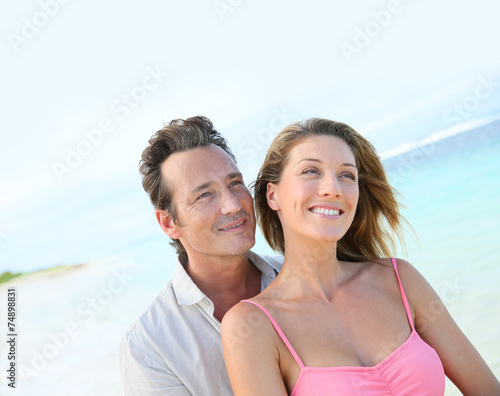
[{"x1": 253, "y1": 118, "x2": 407, "y2": 261}]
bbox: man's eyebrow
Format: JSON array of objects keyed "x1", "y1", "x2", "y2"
[
  {"x1": 226, "y1": 171, "x2": 243, "y2": 180},
  {"x1": 191, "y1": 172, "x2": 243, "y2": 194},
  {"x1": 192, "y1": 181, "x2": 213, "y2": 194},
  {"x1": 296, "y1": 158, "x2": 357, "y2": 168}
]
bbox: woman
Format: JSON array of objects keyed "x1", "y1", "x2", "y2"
[{"x1": 221, "y1": 118, "x2": 500, "y2": 395}]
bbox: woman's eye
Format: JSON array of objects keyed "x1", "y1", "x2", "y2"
[
  {"x1": 341, "y1": 172, "x2": 357, "y2": 181},
  {"x1": 302, "y1": 168, "x2": 319, "y2": 175}
]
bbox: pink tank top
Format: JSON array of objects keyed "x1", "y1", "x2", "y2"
[{"x1": 242, "y1": 258, "x2": 445, "y2": 395}]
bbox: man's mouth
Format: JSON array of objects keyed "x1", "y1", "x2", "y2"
[{"x1": 219, "y1": 219, "x2": 246, "y2": 231}]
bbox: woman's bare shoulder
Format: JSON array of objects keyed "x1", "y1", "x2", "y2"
[
  {"x1": 221, "y1": 299, "x2": 281, "y2": 370},
  {"x1": 374, "y1": 257, "x2": 440, "y2": 311},
  {"x1": 222, "y1": 298, "x2": 276, "y2": 340},
  {"x1": 368, "y1": 257, "x2": 420, "y2": 277},
  {"x1": 353, "y1": 257, "x2": 426, "y2": 298}
]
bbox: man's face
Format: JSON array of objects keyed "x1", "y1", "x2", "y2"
[{"x1": 161, "y1": 144, "x2": 256, "y2": 259}]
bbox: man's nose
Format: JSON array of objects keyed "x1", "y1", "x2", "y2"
[{"x1": 220, "y1": 189, "x2": 243, "y2": 214}]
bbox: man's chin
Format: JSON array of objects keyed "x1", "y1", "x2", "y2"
[
  {"x1": 183, "y1": 232, "x2": 256, "y2": 258},
  {"x1": 221, "y1": 238, "x2": 256, "y2": 256}
]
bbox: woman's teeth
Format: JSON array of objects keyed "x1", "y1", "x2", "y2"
[{"x1": 310, "y1": 208, "x2": 340, "y2": 216}]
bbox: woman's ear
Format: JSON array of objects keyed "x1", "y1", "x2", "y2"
[
  {"x1": 266, "y1": 182, "x2": 280, "y2": 211},
  {"x1": 155, "y1": 210, "x2": 182, "y2": 239}
]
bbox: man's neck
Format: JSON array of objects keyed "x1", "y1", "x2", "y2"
[{"x1": 184, "y1": 252, "x2": 262, "y2": 321}]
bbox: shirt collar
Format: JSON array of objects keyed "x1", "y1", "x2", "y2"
[
  {"x1": 172, "y1": 254, "x2": 207, "y2": 306},
  {"x1": 172, "y1": 250, "x2": 281, "y2": 306},
  {"x1": 247, "y1": 250, "x2": 280, "y2": 286}
]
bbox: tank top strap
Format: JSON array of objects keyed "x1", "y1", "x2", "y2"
[
  {"x1": 240, "y1": 300, "x2": 305, "y2": 368},
  {"x1": 390, "y1": 258, "x2": 415, "y2": 331}
]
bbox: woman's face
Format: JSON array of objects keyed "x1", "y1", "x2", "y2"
[{"x1": 267, "y1": 135, "x2": 359, "y2": 245}]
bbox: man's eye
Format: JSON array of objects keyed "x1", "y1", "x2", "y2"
[
  {"x1": 230, "y1": 180, "x2": 243, "y2": 187},
  {"x1": 198, "y1": 192, "x2": 210, "y2": 199}
]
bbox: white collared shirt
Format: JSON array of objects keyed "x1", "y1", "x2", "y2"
[{"x1": 120, "y1": 251, "x2": 283, "y2": 396}]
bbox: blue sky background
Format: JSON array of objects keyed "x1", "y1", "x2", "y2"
[{"x1": 1, "y1": 0, "x2": 500, "y2": 273}]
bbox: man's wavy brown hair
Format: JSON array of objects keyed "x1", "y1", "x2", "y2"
[{"x1": 139, "y1": 116, "x2": 235, "y2": 255}]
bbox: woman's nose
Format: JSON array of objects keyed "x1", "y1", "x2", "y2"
[{"x1": 318, "y1": 175, "x2": 342, "y2": 198}]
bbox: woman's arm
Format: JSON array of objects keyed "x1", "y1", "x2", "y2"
[
  {"x1": 397, "y1": 259, "x2": 500, "y2": 395},
  {"x1": 221, "y1": 302, "x2": 289, "y2": 396}
]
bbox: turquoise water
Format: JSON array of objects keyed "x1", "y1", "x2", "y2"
[
  {"x1": 384, "y1": 121, "x2": 500, "y2": 394},
  {"x1": 385, "y1": 120, "x2": 500, "y2": 276},
  {"x1": 1, "y1": 121, "x2": 499, "y2": 395}
]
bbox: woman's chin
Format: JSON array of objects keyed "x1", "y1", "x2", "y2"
[{"x1": 306, "y1": 232, "x2": 346, "y2": 245}]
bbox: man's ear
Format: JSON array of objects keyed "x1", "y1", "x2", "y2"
[
  {"x1": 266, "y1": 182, "x2": 280, "y2": 211},
  {"x1": 155, "y1": 210, "x2": 182, "y2": 239}
]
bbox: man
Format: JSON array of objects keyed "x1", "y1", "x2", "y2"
[{"x1": 120, "y1": 116, "x2": 282, "y2": 395}]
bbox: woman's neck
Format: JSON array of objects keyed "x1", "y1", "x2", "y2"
[{"x1": 277, "y1": 236, "x2": 350, "y2": 300}]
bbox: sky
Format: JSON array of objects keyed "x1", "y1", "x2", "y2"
[{"x1": 1, "y1": 0, "x2": 500, "y2": 272}]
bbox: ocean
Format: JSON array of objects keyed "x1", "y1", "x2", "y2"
[{"x1": 1, "y1": 119, "x2": 499, "y2": 395}]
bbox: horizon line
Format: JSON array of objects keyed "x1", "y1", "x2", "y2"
[{"x1": 380, "y1": 112, "x2": 500, "y2": 161}]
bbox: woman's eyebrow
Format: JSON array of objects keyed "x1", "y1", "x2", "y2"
[
  {"x1": 296, "y1": 158, "x2": 321, "y2": 164},
  {"x1": 296, "y1": 158, "x2": 357, "y2": 168}
]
